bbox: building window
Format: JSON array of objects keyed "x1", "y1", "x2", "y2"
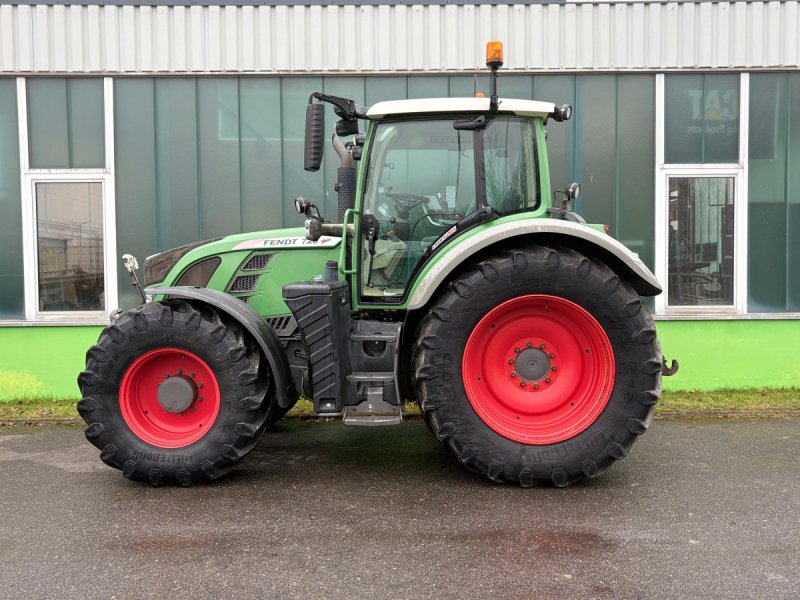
[
  {"x1": 17, "y1": 78, "x2": 117, "y2": 322},
  {"x1": 35, "y1": 182, "x2": 105, "y2": 312},
  {"x1": 667, "y1": 177, "x2": 735, "y2": 306},
  {"x1": 656, "y1": 74, "x2": 747, "y2": 316}
]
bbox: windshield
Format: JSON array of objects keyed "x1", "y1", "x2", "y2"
[{"x1": 359, "y1": 116, "x2": 539, "y2": 301}]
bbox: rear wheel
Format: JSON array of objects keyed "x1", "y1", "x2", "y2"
[
  {"x1": 413, "y1": 246, "x2": 662, "y2": 487},
  {"x1": 77, "y1": 300, "x2": 273, "y2": 486}
]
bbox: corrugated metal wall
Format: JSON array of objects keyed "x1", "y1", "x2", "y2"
[{"x1": 1, "y1": 2, "x2": 799, "y2": 74}]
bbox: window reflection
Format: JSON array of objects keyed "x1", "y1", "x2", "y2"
[
  {"x1": 668, "y1": 177, "x2": 734, "y2": 306},
  {"x1": 36, "y1": 182, "x2": 104, "y2": 312}
]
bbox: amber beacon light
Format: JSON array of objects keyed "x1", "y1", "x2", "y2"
[
  {"x1": 486, "y1": 41, "x2": 504, "y2": 111},
  {"x1": 485, "y1": 41, "x2": 504, "y2": 69}
]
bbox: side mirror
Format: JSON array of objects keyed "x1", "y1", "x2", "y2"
[{"x1": 304, "y1": 103, "x2": 325, "y2": 172}]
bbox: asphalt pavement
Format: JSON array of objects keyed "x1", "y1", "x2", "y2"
[{"x1": 0, "y1": 418, "x2": 798, "y2": 599}]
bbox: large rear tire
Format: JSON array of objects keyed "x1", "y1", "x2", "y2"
[
  {"x1": 413, "y1": 246, "x2": 662, "y2": 487},
  {"x1": 77, "y1": 300, "x2": 273, "y2": 486}
]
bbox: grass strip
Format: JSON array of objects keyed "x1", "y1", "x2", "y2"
[{"x1": 1, "y1": 388, "x2": 798, "y2": 423}]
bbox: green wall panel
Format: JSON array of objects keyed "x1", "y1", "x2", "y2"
[
  {"x1": 0, "y1": 80, "x2": 24, "y2": 319},
  {"x1": 616, "y1": 75, "x2": 656, "y2": 269},
  {"x1": 533, "y1": 75, "x2": 576, "y2": 197},
  {"x1": 0, "y1": 321, "x2": 797, "y2": 399},
  {"x1": 281, "y1": 77, "x2": 323, "y2": 230},
  {"x1": 240, "y1": 79, "x2": 284, "y2": 233},
  {"x1": 198, "y1": 79, "x2": 242, "y2": 238},
  {"x1": 0, "y1": 326, "x2": 102, "y2": 399},
  {"x1": 656, "y1": 320, "x2": 800, "y2": 390},
  {"x1": 114, "y1": 79, "x2": 158, "y2": 310},
  {"x1": 748, "y1": 73, "x2": 800, "y2": 312},
  {"x1": 155, "y1": 79, "x2": 201, "y2": 247},
  {"x1": 575, "y1": 75, "x2": 616, "y2": 227}
]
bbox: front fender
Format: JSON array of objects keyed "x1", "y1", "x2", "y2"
[
  {"x1": 147, "y1": 286, "x2": 297, "y2": 409},
  {"x1": 407, "y1": 219, "x2": 661, "y2": 310}
]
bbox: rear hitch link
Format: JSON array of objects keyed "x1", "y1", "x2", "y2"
[{"x1": 661, "y1": 357, "x2": 679, "y2": 377}]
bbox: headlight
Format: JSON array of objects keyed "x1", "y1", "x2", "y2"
[
  {"x1": 175, "y1": 257, "x2": 221, "y2": 287},
  {"x1": 144, "y1": 239, "x2": 218, "y2": 286}
]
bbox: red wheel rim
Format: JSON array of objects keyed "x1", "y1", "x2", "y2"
[
  {"x1": 119, "y1": 348, "x2": 221, "y2": 448},
  {"x1": 462, "y1": 295, "x2": 614, "y2": 445}
]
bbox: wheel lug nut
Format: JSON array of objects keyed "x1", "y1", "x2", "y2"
[
  {"x1": 533, "y1": 383, "x2": 540, "y2": 389},
  {"x1": 539, "y1": 344, "x2": 546, "y2": 350},
  {"x1": 508, "y1": 359, "x2": 514, "y2": 365},
  {"x1": 164, "y1": 373, "x2": 170, "y2": 378},
  {"x1": 551, "y1": 366, "x2": 558, "y2": 372},
  {"x1": 520, "y1": 381, "x2": 526, "y2": 387},
  {"x1": 510, "y1": 372, "x2": 516, "y2": 378},
  {"x1": 545, "y1": 377, "x2": 552, "y2": 383},
  {"x1": 526, "y1": 341, "x2": 532, "y2": 348},
  {"x1": 514, "y1": 347, "x2": 520, "y2": 353},
  {"x1": 549, "y1": 353, "x2": 555, "y2": 359}
]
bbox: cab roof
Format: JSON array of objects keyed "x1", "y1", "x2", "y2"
[{"x1": 366, "y1": 97, "x2": 556, "y2": 120}]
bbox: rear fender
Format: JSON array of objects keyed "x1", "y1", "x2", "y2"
[
  {"x1": 407, "y1": 219, "x2": 661, "y2": 310},
  {"x1": 147, "y1": 286, "x2": 297, "y2": 409}
]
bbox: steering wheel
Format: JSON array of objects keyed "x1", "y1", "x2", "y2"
[{"x1": 385, "y1": 192, "x2": 431, "y2": 213}]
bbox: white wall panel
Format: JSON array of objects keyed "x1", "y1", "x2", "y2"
[{"x1": 2, "y1": 2, "x2": 800, "y2": 74}]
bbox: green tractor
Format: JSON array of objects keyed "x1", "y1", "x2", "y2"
[{"x1": 78, "y1": 43, "x2": 676, "y2": 487}]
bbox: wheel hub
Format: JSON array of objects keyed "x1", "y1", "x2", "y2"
[
  {"x1": 514, "y1": 347, "x2": 550, "y2": 382},
  {"x1": 157, "y1": 375, "x2": 198, "y2": 413}
]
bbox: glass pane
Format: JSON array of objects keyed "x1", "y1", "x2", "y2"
[
  {"x1": 668, "y1": 177, "x2": 734, "y2": 306},
  {"x1": 665, "y1": 74, "x2": 739, "y2": 164},
  {"x1": 36, "y1": 182, "x2": 104, "y2": 312},
  {"x1": 28, "y1": 79, "x2": 70, "y2": 168},
  {"x1": 0, "y1": 79, "x2": 24, "y2": 318},
  {"x1": 484, "y1": 117, "x2": 539, "y2": 213},
  {"x1": 28, "y1": 78, "x2": 104, "y2": 169},
  {"x1": 361, "y1": 119, "x2": 476, "y2": 299},
  {"x1": 68, "y1": 79, "x2": 105, "y2": 168}
]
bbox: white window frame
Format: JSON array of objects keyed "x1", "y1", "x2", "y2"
[
  {"x1": 17, "y1": 77, "x2": 117, "y2": 324},
  {"x1": 654, "y1": 73, "x2": 749, "y2": 318}
]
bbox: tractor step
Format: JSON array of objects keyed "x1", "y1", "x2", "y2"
[{"x1": 343, "y1": 385, "x2": 402, "y2": 426}]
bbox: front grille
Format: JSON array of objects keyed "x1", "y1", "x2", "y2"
[
  {"x1": 229, "y1": 274, "x2": 260, "y2": 292},
  {"x1": 242, "y1": 253, "x2": 273, "y2": 271}
]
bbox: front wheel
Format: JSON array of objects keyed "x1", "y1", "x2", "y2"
[
  {"x1": 413, "y1": 246, "x2": 662, "y2": 487},
  {"x1": 77, "y1": 300, "x2": 273, "y2": 486}
]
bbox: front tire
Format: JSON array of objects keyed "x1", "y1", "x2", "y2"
[
  {"x1": 77, "y1": 300, "x2": 273, "y2": 486},
  {"x1": 413, "y1": 246, "x2": 662, "y2": 487}
]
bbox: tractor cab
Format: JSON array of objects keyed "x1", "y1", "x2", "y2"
[{"x1": 298, "y1": 45, "x2": 573, "y2": 308}]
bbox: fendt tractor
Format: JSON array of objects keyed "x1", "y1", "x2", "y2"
[{"x1": 78, "y1": 42, "x2": 677, "y2": 487}]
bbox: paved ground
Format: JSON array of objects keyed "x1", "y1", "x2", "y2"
[{"x1": 0, "y1": 418, "x2": 798, "y2": 600}]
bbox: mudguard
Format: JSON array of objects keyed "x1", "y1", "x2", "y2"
[
  {"x1": 407, "y1": 219, "x2": 662, "y2": 310},
  {"x1": 147, "y1": 286, "x2": 297, "y2": 409}
]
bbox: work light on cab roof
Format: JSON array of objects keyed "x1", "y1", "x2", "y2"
[{"x1": 78, "y1": 38, "x2": 678, "y2": 490}]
